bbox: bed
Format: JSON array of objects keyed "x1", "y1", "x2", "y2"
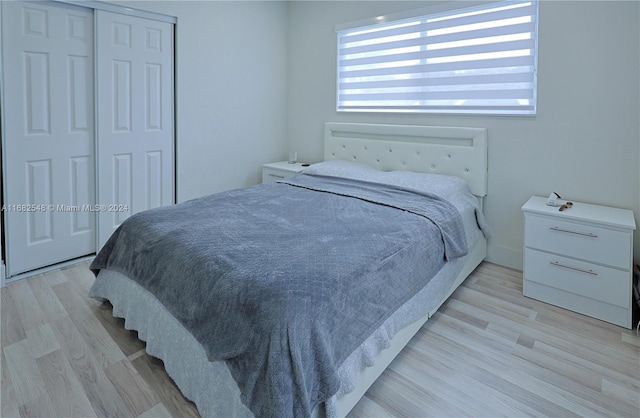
[{"x1": 89, "y1": 122, "x2": 489, "y2": 418}]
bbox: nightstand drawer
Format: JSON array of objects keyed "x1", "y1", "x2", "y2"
[
  {"x1": 524, "y1": 248, "x2": 629, "y2": 308},
  {"x1": 525, "y1": 215, "x2": 630, "y2": 269},
  {"x1": 262, "y1": 168, "x2": 293, "y2": 183}
]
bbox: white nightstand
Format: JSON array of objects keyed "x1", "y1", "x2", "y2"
[
  {"x1": 522, "y1": 196, "x2": 636, "y2": 328},
  {"x1": 262, "y1": 161, "x2": 306, "y2": 183}
]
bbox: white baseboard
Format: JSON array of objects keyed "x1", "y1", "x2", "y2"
[{"x1": 486, "y1": 243, "x2": 523, "y2": 271}]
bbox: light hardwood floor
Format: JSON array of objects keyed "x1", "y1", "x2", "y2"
[{"x1": 1, "y1": 261, "x2": 639, "y2": 417}]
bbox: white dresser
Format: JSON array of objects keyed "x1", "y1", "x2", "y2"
[
  {"x1": 522, "y1": 196, "x2": 636, "y2": 328},
  {"x1": 262, "y1": 161, "x2": 306, "y2": 183}
]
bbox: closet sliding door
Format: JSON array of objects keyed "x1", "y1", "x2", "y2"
[
  {"x1": 95, "y1": 10, "x2": 174, "y2": 248},
  {"x1": 2, "y1": 1, "x2": 95, "y2": 276},
  {"x1": 1, "y1": 2, "x2": 175, "y2": 278}
]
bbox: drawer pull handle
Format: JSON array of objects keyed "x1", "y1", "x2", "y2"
[
  {"x1": 268, "y1": 173, "x2": 285, "y2": 179},
  {"x1": 550, "y1": 261, "x2": 598, "y2": 276},
  {"x1": 549, "y1": 226, "x2": 598, "y2": 238}
]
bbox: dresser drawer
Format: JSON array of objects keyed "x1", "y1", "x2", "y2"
[
  {"x1": 524, "y1": 248, "x2": 629, "y2": 309},
  {"x1": 525, "y1": 215, "x2": 631, "y2": 269}
]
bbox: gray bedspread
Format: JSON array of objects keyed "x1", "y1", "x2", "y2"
[{"x1": 89, "y1": 174, "x2": 469, "y2": 418}]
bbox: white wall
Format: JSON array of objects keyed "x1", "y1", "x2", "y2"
[
  {"x1": 287, "y1": 0, "x2": 640, "y2": 269},
  {"x1": 110, "y1": 1, "x2": 289, "y2": 202}
]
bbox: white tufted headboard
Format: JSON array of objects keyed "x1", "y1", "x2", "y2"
[{"x1": 324, "y1": 122, "x2": 488, "y2": 197}]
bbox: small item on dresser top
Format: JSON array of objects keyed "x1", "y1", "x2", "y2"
[
  {"x1": 546, "y1": 192, "x2": 562, "y2": 207},
  {"x1": 558, "y1": 201, "x2": 573, "y2": 211}
]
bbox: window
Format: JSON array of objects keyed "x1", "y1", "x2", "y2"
[{"x1": 336, "y1": 0, "x2": 538, "y2": 115}]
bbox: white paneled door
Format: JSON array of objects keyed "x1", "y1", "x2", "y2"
[
  {"x1": 95, "y1": 10, "x2": 174, "y2": 248},
  {"x1": 2, "y1": 1, "x2": 96, "y2": 276},
  {"x1": 2, "y1": 2, "x2": 175, "y2": 278}
]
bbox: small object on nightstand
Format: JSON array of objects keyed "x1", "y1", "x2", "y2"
[
  {"x1": 546, "y1": 192, "x2": 562, "y2": 207},
  {"x1": 288, "y1": 151, "x2": 297, "y2": 164},
  {"x1": 522, "y1": 196, "x2": 636, "y2": 328},
  {"x1": 558, "y1": 201, "x2": 573, "y2": 211}
]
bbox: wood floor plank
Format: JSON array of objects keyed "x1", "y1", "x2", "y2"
[
  {"x1": 601, "y1": 378, "x2": 640, "y2": 405},
  {"x1": 131, "y1": 353, "x2": 200, "y2": 418},
  {"x1": 66, "y1": 302, "x2": 126, "y2": 368},
  {"x1": 3, "y1": 339, "x2": 47, "y2": 406},
  {"x1": 40, "y1": 269, "x2": 69, "y2": 286},
  {"x1": 450, "y1": 291, "x2": 640, "y2": 379},
  {"x1": 432, "y1": 292, "x2": 639, "y2": 417},
  {"x1": 510, "y1": 344, "x2": 635, "y2": 417},
  {"x1": 7, "y1": 279, "x2": 46, "y2": 332},
  {"x1": 468, "y1": 285, "x2": 640, "y2": 364},
  {"x1": 104, "y1": 359, "x2": 160, "y2": 416},
  {"x1": 64, "y1": 262, "x2": 103, "y2": 311},
  {"x1": 436, "y1": 301, "x2": 489, "y2": 330},
  {"x1": 532, "y1": 339, "x2": 640, "y2": 395},
  {"x1": 1, "y1": 287, "x2": 26, "y2": 347},
  {"x1": 1, "y1": 350, "x2": 20, "y2": 418},
  {"x1": 456, "y1": 284, "x2": 535, "y2": 319},
  {"x1": 418, "y1": 320, "x2": 583, "y2": 417},
  {"x1": 26, "y1": 323, "x2": 61, "y2": 359},
  {"x1": 402, "y1": 340, "x2": 535, "y2": 417},
  {"x1": 432, "y1": 309, "x2": 516, "y2": 354},
  {"x1": 366, "y1": 367, "x2": 468, "y2": 418},
  {"x1": 484, "y1": 320, "x2": 521, "y2": 345},
  {"x1": 51, "y1": 281, "x2": 90, "y2": 316},
  {"x1": 347, "y1": 395, "x2": 395, "y2": 418},
  {"x1": 622, "y1": 332, "x2": 640, "y2": 347},
  {"x1": 511, "y1": 341, "x2": 602, "y2": 392},
  {"x1": 26, "y1": 275, "x2": 68, "y2": 323},
  {"x1": 389, "y1": 344, "x2": 520, "y2": 417},
  {"x1": 17, "y1": 393, "x2": 56, "y2": 418},
  {"x1": 51, "y1": 316, "x2": 132, "y2": 418},
  {"x1": 36, "y1": 349, "x2": 97, "y2": 418},
  {"x1": 2, "y1": 260, "x2": 638, "y2": 418},
  {"x1": 473, "y1": 269, "x2": 523, "y2": 293},
  {"x1": 137, "y1": 402, "x2": 173, "y2": 418}
]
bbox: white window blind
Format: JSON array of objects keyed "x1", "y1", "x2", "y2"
[{"x1": 336, "y1": 0, "x2": 538, "y2": 114}]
